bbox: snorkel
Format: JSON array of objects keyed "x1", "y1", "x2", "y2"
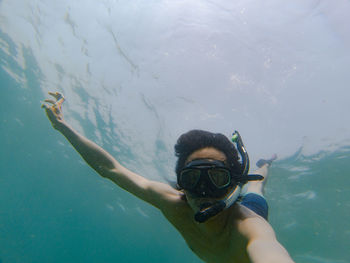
[
  {"x1": 194, "y1": 131, "x2": 263, "y2": 223},
  {"x1": 231, "y1": 131, "x2": 249, "y2": 179}
]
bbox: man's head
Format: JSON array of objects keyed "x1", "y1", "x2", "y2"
[
  {"x1": 175, "y1": 130, "x2": 242, "y2": 179},
  {"x1": 174, "y1": 130, "x2": 244, "y2": 214},
  {"x1": 175, "y1": 130, "x2": 263, "y2": 222}
]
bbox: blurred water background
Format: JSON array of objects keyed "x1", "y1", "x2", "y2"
[{"x1": 1, "y1": 0, "x2": 350, "y2": 262}]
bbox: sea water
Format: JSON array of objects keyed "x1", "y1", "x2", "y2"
[{"x1": 1, "y1": 1, "x2": 350, "y2": 262}]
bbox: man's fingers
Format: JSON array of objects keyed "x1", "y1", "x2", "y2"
[
  {"x1": 41, "y1": 103, "x2": 52, "y2": 112},
  {"x1": 48, "y1": 91, "x2": 65, "y2": 101},
  {"x1": 44, "y1": 92, "x2": 65, "y2": 111},
  {"x1": 44, "y1": 99, "x2": 56, "y2": 105},
  {"x1": 48, "y1": 91, "x2": 60, "y2": 98},
  {"x1": 42, "y1": 104, "x2": 56, "y2": 119},
  {"x1": 56, "y1": 96, "x2": 65, "y2": 105}
]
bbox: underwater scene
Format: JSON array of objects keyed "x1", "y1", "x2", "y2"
[{"x1": 1, "y1": 0, "x2": 350, "y2": 262}]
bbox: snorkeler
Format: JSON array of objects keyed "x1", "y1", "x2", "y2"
[{"x1": 42, "y1": 92, "x2": 295, "y2": 263}]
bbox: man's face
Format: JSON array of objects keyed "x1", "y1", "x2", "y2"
[{"x1": 182, "y1": 147, "x2": 232, "y2": 212}]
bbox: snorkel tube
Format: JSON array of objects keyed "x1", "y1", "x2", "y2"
[
  {"x1": 194, "y1": 130, "x2": 263, "y2": 223},
  {"x1": 232, "y1": 131, "x2": 249, "y2": 179},
  {"x1": 232, "y1": 131, "x2": 264, "y2": 183}
]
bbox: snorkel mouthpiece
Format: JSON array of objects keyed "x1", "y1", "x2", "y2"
[
  {"x1": 194, "y1": 183, "x2": 242, "y2": 223},
  {"x1": 195, "y1": 201, "x2": 226, "y2": 223}
]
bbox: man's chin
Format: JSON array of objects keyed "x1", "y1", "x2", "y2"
[
  {"x1": 193, "y1": 199, "x2": 217, "y2": 211},
  {"x1": 199, "y1": 201, "x2": 214, "y2": 210}
]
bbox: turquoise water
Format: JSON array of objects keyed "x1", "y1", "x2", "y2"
[
  {"x1": 0, "y1": 50, "x2": 198, "y2": 263},
  {"x1": 1, "y1": 1, "x2": 350, "y2": 262}
]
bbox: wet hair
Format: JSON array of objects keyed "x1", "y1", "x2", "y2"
[{"x1": 174, "y1": 130, "x2": 243, "y2": 180}]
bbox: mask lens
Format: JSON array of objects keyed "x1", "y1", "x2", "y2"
[
  {"x1": 208, "y1": 169, "x2": 231, "y2": 188},
  {"x1": 179, "y1": 169, "x2": 201, "y2": 190}
]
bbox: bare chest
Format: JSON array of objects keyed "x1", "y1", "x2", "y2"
[{"x1": 174, "y1": 220, "x2": 249, "y2": 263}]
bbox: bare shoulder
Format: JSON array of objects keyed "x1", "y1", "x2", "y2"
[
  {"x1": 160, "y1": 189, "x2": 192, "y2": 219},
  {"x1": 146, "y1": 180, "x2": 186, "y2": 207},
  {"x1": 144, "y1": 179, "x2": 190, "y2": 214},
  {"x1": 154, "y1": 187, "x2": 194, "y2": 229},
  {"x1": 234, "y1": 204, "x2": 275, "y2": 240}
]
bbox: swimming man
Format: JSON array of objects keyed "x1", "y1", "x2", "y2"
[{"x1": 42, "y1": 92, "x2": 295, "y2": 263}]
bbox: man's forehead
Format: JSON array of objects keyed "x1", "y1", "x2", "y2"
[{"x1": 186, "y1": 147, "x2": 226, "y2": 163}]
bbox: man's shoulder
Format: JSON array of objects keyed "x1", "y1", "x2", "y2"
[
  {"x1": 160, "y1": 193, "x2": 193, "y2": 221},
  {"x1": 232, "y1": 204, "x2": 274, "y2": 240}
]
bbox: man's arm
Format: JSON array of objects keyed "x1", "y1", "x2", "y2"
[
  {"x1": 42, "y1": 92, "x2": 182, "y2": 210},
  {"x1": 238, "y1": 214, "x2": 295, "y2": 263}
]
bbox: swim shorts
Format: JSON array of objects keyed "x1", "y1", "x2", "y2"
[{"x1": 240, "y1": 193, "x2": 269, "y2": 220}]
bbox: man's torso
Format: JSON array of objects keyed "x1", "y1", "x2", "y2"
[{"x1": 162, "y1": 200, "x2": 258, "y2": 263}]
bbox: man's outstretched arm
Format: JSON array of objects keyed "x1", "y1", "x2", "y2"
[
  {"x1": 42, "y1": 92, "x2": 182, "y2": 209},
  {"x1": 238, "y1": 214, "x2": 295, "y2": 263},
  {"x1": 247, "y1": 222, "x2": 295, "y2": 263}
]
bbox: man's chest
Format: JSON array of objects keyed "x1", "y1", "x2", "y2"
[{"x1": 178, "y1": 225, "x2": 249, "y2": 263}]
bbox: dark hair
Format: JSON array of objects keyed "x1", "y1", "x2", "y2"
[{"x1": 174, "y1": 130, "x2": 242, "y2": 179}]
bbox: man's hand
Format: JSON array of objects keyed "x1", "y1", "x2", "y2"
[{"x1": 41, "y1": 91, "x2": 65, "y2": 130}]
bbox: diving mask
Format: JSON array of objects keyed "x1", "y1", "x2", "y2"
[{"x1": 178, "y1": 159, "x2": 234, "y2": 198}]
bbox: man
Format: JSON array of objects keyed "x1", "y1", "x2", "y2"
[{"x1": 42, "y1": 92, "x2": 295, "y2": 263}]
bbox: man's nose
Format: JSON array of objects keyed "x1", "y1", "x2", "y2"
[{"x1": 198, "y1": 181, "x2": 208, "y2": 196}]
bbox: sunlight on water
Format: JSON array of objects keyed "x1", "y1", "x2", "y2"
[{"x1": 1, "y1": 0, "x2": 350, "y2": 262}]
